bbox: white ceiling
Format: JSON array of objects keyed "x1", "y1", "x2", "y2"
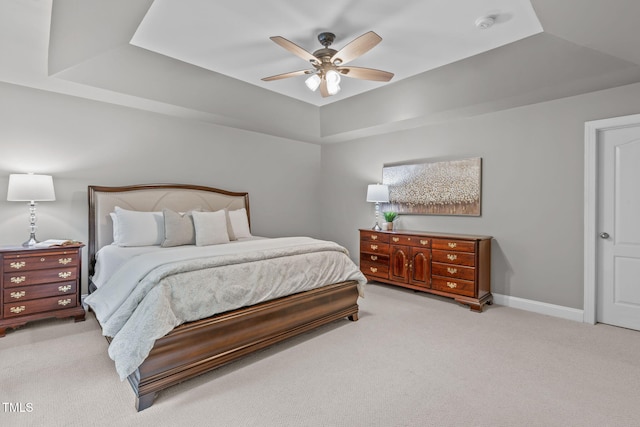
[
  {"x1": 130, "y1": 0, "x2": 543, "y2": 106},
  {"x1": 2, "y1": 0, "x2": 640, "y2": 144}
]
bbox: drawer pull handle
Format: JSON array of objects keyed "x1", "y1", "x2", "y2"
[
  {"x1": 371, "y1": 235, "x2": 378, "y2": 240},
  {"x1": 58, "y1": 258, "x2": 72, "y2": 265},
  {"x1": 448, "y1": 242, "x2": 457, "y2": 248},
  {"x1": 40, "y1": 258, "x2": 46, "y2": 262},
  {"x1": 446, "y1": 281, "x2": 458, "y2": 289},
  {"x1": 10, "y1": 276, "x2": 26, "y2": 284},
  {"x1": 447, "y1": 254, "x2": 458, "y2": 261},
  {"x1": 369, "y1": 267, "x2": 378, "y2": 273},
  {"x1": 58, "y1": 272, "x2": 72, "y2": 279},
  {"x1": 58, "y1": 285, "x2": 72, "y2": 293},
  {"x1": 420, "y1": 240, "x2": 428, "y2": 245},
  {"x1": 447, "y1": 267, "x2": 458, "y2": 274},
  {"x1": 58, "y1": 299, "x2": 72, "y2": 306},
  {"x1": 10, "y1": 261, "x2": 26, "y2": 270},
  {"x1": 370, "y1": 255, "x2": 378, "y2": 261},
  {"x1": 370, "y1": 244, "x2": 378, "y2": 250},
  {"x1": 10, "y1": 291, "x2": 26, "y2": 299},
  {"x1": 10, "y1": 306, "x2": 26, "y2": 314},
  {"x1": 392, "y1": 237, "x2": 400, "y2": 242}
]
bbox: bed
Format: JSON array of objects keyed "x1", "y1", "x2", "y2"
[{"x1": 86, "y1": 184, "x2": 366, "y2": 411}]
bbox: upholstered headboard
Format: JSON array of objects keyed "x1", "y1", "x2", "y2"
[{"x1": 88, "y1": 184, "x2": 250, "y2": 276}]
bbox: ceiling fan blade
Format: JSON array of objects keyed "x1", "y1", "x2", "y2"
[
  {"x1": 330, "y1": 31, "x2": 382, "y2": 65},
  {"x1": 269, "y1": 36, "x2": 319, "y2": 65},
  {"x1": 337, "y1": 66, "x2": 394, "y2": 82},
  {"x1": 261, "y1": 70, "x2": 310, "y2": 81},
  {"x1": 319, "y1": 79, "x2": 330, "y2": 98}
]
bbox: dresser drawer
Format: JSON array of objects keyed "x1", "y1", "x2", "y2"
[
  {"x1": 360, "y1": 241, "x2": 390, "y2": 256},
  {"x1": 432, "y1": 276, "x2": 475, "y2": 297},
  {"x1": 3, "y1": 252, "x2": 78, "y2": 272},
  {"x1": 360, "y1": 253, "x2": 389, "y2": 265},
  {"x1": 3, "y1": 281, "x2": 77, "y2": 302},
  {"x1": 432, "y1": 262, "x2": 476, "y2": 281},
  {"x1": 432, "y1": 239, "x2": 476, "y2": 253},
  {"x1": 4, "y1": 295, "x2": 77, "y2": 318},
  {"x1": 4, "y1": 267, "x2": 78, "y2": 288},
  {"x1": 360, "y1": 261, "x2": 389, "y2": 279},
  {"x1": 360, "y1": 231, "x2": 390, "y2": 244},
  {"x1": 432, "y1": 250, "x2": 475, "y2": 267},
  {"x1": 390, "y1": 235, "x2": 431, "y2": 248}
]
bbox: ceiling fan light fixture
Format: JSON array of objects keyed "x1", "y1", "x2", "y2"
[
  {"x1": 305, "y1": 74, "x2": 321, "y2": 91},
  {"x1": 263, "y1": 31, "x2": 393, "y2": 98},
  {"x1": 325, "y1": 69, "x2": 341, "y2": 95},
  {"x1": 327, "y1": 83, "x2": 341, "y2": 96}
]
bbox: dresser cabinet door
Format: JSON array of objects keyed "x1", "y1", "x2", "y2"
[
  {"x1": 409, "y1": 247, "x2": 431, "y2": 288},
  {"x1": 389, "y1": 246, "x2": 410, "y2": 283}
]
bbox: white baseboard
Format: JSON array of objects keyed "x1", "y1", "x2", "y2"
[{"x1": 493, "y1": 293, "x2": 584, "y2": 323}]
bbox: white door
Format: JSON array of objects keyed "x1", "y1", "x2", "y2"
[{"x1": 596, "y1": 124, "x2": 640, "y2": 330}]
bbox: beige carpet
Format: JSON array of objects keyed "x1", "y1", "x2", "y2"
[{"x1": 1, "y1": 283, "x2": 639, "y2": 427}]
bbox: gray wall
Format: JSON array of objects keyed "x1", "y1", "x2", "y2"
[
  {"x1": 3, "y1": 78, "x2": 640, "y2": 309},
  {"x1": 0, "y1": 82, "x2": 321, "y2": 292},
  {"x1": 321, "y1": 82, "x2": 640, "y2": 309}
]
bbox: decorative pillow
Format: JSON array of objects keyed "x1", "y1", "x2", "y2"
[
  {"x1": 161, "y1": 209, "x2": 198, "y2": 247},
  {"x1": 192, "y1": 210, "x2": 230, "y2": 246},
  {"x1": 228, "y1": 208, "x2": 251, "y2": 239},
  {"x1": 113, "y1": 207, "x2": 164, "y2": 247}
]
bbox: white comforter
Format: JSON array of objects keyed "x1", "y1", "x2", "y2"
[{"x1": 85, "y1": 237, "x2": 367, "y2": 380}]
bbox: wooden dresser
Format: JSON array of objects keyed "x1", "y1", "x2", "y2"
[
  {"x1": 0, "y1": 244, "x2": 85, "y2": 336},
  {"x1": 359, "y1": 229, "x2": 492, "y2": 312}
]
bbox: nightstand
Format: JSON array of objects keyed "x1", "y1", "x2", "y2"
[{"x1": 0, "y1": 244, "x2": 85, "y2": 336}]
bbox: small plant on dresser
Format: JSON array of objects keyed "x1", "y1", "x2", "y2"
[
  {"x1": 382, "y1": 211, "x2": 398, "y2": 231},
  {"x1": 0, "y1": 244, "x2": 86, "y2": 336}
]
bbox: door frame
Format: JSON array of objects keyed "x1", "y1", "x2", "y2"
[{"x1": 584, "y1": 113, "x2": 640, "y2": 324}]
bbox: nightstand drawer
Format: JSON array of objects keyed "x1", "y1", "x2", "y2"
[
  {"x1": 3, "y1": 252, "x2": 78, "y2": 272},
  {"x1": 4, "y1": 281, "x2": 77, "y2": 302},
  {"x1": 4, "y1": 267, "x2": 78, "y2": 288},
  {"x1": 432, "y1": 276, "x2": 475, "y2": 297},
  {"x1": 4, "y1": 295, "x2": 77, "y2": 318}
]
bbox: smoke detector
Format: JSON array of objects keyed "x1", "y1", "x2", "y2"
[{"x1": 475, "y1": 16, "x2": 496, "y2": 29}]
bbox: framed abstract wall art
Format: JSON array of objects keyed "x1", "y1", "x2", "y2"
[{"x1": 382, "y1": 157, "x2": 482, "y2": 216}]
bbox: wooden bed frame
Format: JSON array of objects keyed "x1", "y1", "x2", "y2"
[{"x1": 88, "y1": 184, "x2": 360, "y2": 411}]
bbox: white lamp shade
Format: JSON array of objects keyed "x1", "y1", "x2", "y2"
[
  {"x1": 326, "y1": 70, "x2": 341, "y2": 95},
  {"x1": 305, "y1": 74, "x2": 321, "y2": 91},
  {"x1": 366, "y1": 184, "x2": 389, "y2": 203},
  {"x1": 7, "y1": 174, "x2": 56, "y2": 201}
]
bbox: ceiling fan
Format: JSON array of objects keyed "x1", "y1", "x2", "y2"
[{"x1": 261, "y1": 31, "x2": 394, "y2": 97}]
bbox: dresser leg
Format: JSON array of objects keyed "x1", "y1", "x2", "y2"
[
  {"x1": 348, "y1": 312, "x2": 359, "y2": 321},
  {"x1": 0, "y1": 327, "x2": 5, "y2": 338},
  {"x1": 74, "y1": 313, "x2": 86, "y2": 322}
]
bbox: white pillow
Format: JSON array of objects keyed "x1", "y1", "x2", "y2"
[
  {"x1": 192, "y1": 210, "x2": 230, "y2": 246},
  {"x1": 228, "y1": 208, "x2": 251, "y2": 239},
  {"x1": 110, "y1": 212, "x2": 119, "y2": 245},
  {"x1": 113, "y1": 207, "x2": 164, "y2": 247}
]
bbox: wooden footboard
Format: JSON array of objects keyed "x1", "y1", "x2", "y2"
[{"x1": 128, "y1": 280, "x2": 360, "y2": 411}]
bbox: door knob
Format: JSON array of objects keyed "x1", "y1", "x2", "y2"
[{"x1": 600, "y1": 232, "x2": 610, "y2": 239}]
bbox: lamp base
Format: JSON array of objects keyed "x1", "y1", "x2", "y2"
[
  {"x1": 22, "y1": 233, "x2": 38, "y2": 247},
  {"x1": 372, "y1": 222, "x2": 382, "y2": 231}
]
